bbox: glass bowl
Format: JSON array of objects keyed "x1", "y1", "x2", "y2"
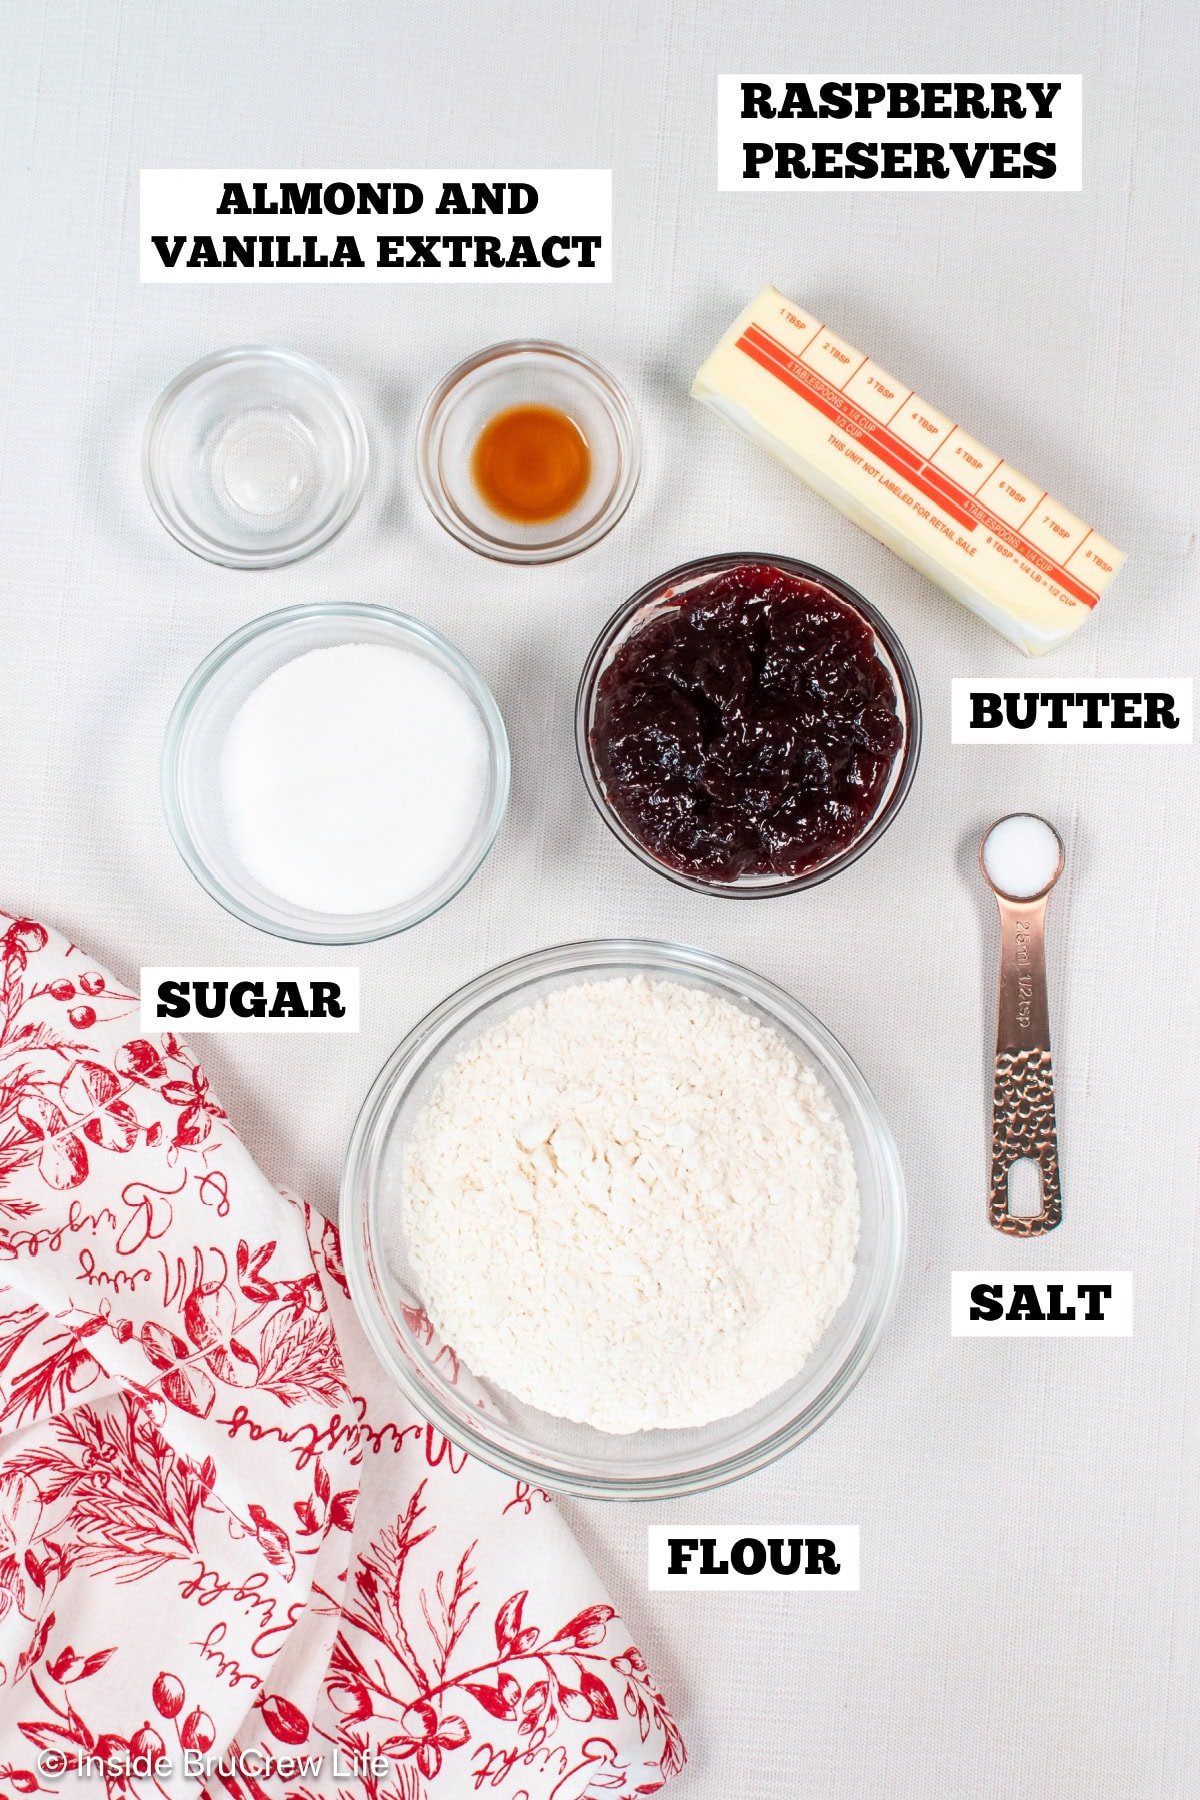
[
  {"x1": 416, "y1": 341, "x2": 641, "y2": 562},
  {"x1": 162, "y1": 602, "x2": 510, "y2": 944},
  {"x1": 341, "y1": 939, "x2": 906, "y2": 1499},
  {"x1": 144, "y1": 346, "x2": 369, "y2": 568},
  {"x1": 576, "y1": 553, "x2": 922, "y2": 896}
]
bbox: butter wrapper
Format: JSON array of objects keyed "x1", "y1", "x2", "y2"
[{"x1": 692, "y1": 285, "x2": 1124, "y2": 655}]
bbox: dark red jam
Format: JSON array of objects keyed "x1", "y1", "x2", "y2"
[{"x1": 590, "y1": 563, "x2": 903, "y2": 882}]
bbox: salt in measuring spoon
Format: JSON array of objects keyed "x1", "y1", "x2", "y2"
[{"x1": 979, "y1": 813, "x2": 1065, "y2": 1236}]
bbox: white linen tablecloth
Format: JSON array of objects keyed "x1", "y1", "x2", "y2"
[{"x1": 1, "y1": 2, "x2": 1197, "y2": 1794}]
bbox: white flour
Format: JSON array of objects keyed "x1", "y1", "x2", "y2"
[{"x1": 402, "y1": 976, "x2": 859, "y2": 1432}]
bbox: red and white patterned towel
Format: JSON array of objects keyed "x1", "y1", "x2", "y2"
[{"x1": 0, "y1": 914, "x2": 684, "y2": 1797}]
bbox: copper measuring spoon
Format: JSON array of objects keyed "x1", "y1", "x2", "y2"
[{"x1": 979, "y1": 814, "x2": 1065, "y2": 1237}]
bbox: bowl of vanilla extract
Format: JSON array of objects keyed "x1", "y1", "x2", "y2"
[{"x1": 416, "y1": 340, "x2": 641, "y2": 562}]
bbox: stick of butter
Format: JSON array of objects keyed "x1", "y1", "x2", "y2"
[{"x1": 692, "y1": 286, "x2": 1124, "y2": 655}]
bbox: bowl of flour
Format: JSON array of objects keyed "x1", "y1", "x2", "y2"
[{"x1": 342, "y1": 940, "x2": 905, "y2": 1498}]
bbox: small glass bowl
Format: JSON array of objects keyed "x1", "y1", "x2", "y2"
[
  {"x1": 416, "y1": 341, "x2": 641, "y2": 562},
  {"x1": 162, "y1": 603, "x2": 509, "y2": 944},
  {"x1": 143, "y1": 346, "x2": 369, "y2": 568},
  {"x1": 576, "y1": 553, "x2": 922, "y2": 897},
  {"x1": 341, "y1": 939, "x2": 906, "y2": 1500}
]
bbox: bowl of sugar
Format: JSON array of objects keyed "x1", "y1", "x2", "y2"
[{"x1": 162, "y1": 603, "x2": 510, "y2": 943}]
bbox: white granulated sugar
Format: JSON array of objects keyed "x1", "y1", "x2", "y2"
[
  {"x1": 220, "y1": 643, "x2": 489, "y2": 915},
  {"x1": 402, "y1": 976, "x2": 859, "y2": 1433}
]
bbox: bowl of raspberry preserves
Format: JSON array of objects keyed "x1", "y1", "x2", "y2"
[{"x1": 577, "y1": 553, "x2": 921, "y2": 894}]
